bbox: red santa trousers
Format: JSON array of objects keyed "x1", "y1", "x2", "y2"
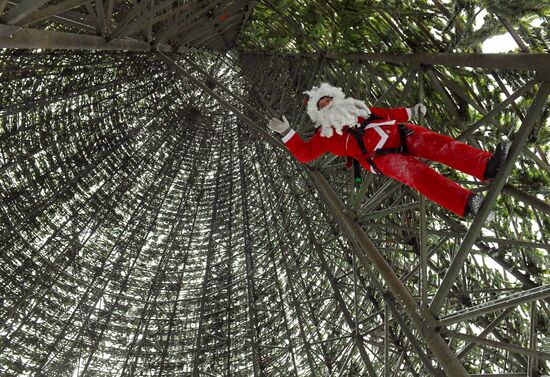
[{"x1": 364, "y1": 124, "x2": 492, "y2": 217}]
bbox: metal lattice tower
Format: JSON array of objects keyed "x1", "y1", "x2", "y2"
[{"x1": 0, "y1": 1, "x2": 549, "y2": 376}]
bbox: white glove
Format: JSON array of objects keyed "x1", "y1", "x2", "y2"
[
  {"x1": 411, "y1": 103, "x2": 426, "y2": 118},
  {"x1": 268, "y1": 115, "x2": 290, "y2": 134}
]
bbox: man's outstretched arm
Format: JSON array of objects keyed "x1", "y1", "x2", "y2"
[
  {"x1": 269, "y1": 116, "x2": 327, "y2": 163},
  {"x1": 369, "y1": 103, "x2": 426, "y2": 122}
]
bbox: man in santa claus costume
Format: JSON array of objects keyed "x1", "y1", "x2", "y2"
[{"x1": 268, "y1": 83, "x2": 509, "y2": 218}]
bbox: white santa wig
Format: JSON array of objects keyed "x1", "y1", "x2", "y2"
[{"x1": 304, "y1": 83, "x2": 371, "y2": 137}]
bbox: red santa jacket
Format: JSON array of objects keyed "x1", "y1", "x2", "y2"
[{"x1": 282, "y1": 107, "x2": 412, "y2": 165}]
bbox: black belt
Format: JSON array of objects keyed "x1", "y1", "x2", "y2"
[{"x1": 348, "y1": 123, "x2": 413, "y2": 175}]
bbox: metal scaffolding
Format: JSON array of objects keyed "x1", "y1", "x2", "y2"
[{"x1": 0, "y1": 1, "x2": 549, "y2": 376}]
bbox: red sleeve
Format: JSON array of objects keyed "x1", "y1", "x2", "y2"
[
  {"x1": 369, "y1": 107, "x2": 411, "y2": 122},
  {"x1": 282, "y1": 129, "x2": 327, "y2": 163}
]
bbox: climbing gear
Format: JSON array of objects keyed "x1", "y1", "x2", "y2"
[
  {"x1": 483, "y1": 142, "x2": 510, "y2": 180},
  {"x1": 347, "y1": 117, "x2": 413, "y2": 175}
]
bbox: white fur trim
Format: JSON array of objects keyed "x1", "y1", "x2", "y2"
[
  {"x1": 282, "y1": 129, "x2": 296, "y2": 143},
  {"x1": 406, "y1": 107, "x2": 412, "y2": 120}
]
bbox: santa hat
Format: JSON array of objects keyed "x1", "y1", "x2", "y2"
[{"x1": 303, "y1": 83, "x2": 346, "y2": 125}]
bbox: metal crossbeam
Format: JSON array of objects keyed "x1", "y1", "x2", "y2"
[
  {"x1": 439, "y1": 285, "x2": 550, "y2": 326},
  {"x1": 240, "y1": 51, "x2": 550, "y2": 71},
  {"x1": 442, "y1": 329, "x2": 550, "y2": 360},
  {"x1": 0, "y1": 24, "x2": 172, "y2": 51},
  {"x1": 0, "y1": 0, "x2": 48, "y2": 24}
]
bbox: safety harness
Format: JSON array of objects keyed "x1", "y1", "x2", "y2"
[{"x1": 346, "y1": 115, "x2": 412, "y2": 186}]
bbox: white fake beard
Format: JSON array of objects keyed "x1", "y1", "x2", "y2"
[{"x1": 314, "y1": 98, "x2": 371, "y2": 138}]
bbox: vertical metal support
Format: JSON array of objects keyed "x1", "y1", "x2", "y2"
[
  {"x1": 95, "y1": 0, "x2": 106, "y2": 37},
  {"x1": 191, "y1": 149, "x2": 224, "y2": 377},
  {"x1": 430, "y1": 81, "x2": 550, "y2": 315},
  {"x1": 0, "y1": 0, "x2": 8, "y2": 14},
  {"x1": 384, "y1": 304, "x2": 390, "y2": 377},
  {"x1": 105, "y1": 0, "x2": 114, "y2": 35},
  {"x1": 528, "y1": 301, "x2": 538, "y2": 377},
  {"x1": 418, "y1": 65, "x2": 428, "y2": 308},
  {"x1": 147, "y1": 0, "x2": 154, "y2": 42},
  {"x1": 353, "y1": 246, "x2": 359, "y2": 345},
  {"x1": 425, "y1": 67, "x2": 463, "y2": 127}
]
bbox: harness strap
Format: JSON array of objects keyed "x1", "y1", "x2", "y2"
[{"x1": 347, "y1": 122, "x2": 414, "y2": 175}]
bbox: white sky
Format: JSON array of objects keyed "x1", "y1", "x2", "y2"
[
  {"x1": 482, "y1": 34, "x2": 517, "y2": 53},
  {"x1": 476, "y1": 10, "x2": 545, "y2": 53}
]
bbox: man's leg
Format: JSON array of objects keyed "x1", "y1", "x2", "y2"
[
  {"x1": 364, "y1": 153, "x2": 472, "y2": 217},
  {"x1": 403, "y1": 124, "x2": 492, "y2": 181}
]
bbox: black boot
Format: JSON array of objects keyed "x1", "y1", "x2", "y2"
[
  {"x1": 483, "y1": 142, "x2": 510, "y2": 180},
  {"x1": 465, "y1": 193, "x2": 484, "y2": 217}
]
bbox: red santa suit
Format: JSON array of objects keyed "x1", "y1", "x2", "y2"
[{"x1": 282, "y1": 106, "x2": 492, "y2": 217}]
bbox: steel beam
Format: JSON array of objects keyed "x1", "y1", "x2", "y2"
[
  {"x1": 439, "y1": 285, "x2": 550, "y2": 326},
  {"x1": 469, "y1": 375, "x2": 527, "y2": 377},
  {"x1": 418, "y1": 66, "x2": 428, "y2": 308},
  {"x1": 14, "y1": 0, "x2": 91, "y2": 26},
  {"x1": 528, "y1": 302, "x2": 538, "y2": 377},
  {"x1": 458, "y1": 80, "x2": 537, "y2": 141},
  {"x1": 0, "y1": 24, "x2": 172, "y2": 51},
  {"x1": 240, "y1": 51, "x2": 550, "y2": 71},
  {"x1": 281, "y1": 165, "x2": 378, "y2": 377},
  {"x1": 0, "y1": 0, "x2": 49, "y2": 24},
  {"x1": 442, "y1": 330, "x2": 550, "y2": 360}
]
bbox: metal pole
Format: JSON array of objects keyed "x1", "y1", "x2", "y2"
[
  {"x1": 384, "y1": 304, "x2": 389, "y2": 377},
  {"x1": 240, "y1": 51, "x2": 550, "y2": 71},
  {"x1": 442, "y1": 330, "x2": 550, "y2": 360},
  {"x1": 0, "y1": 24, "x2": 173, "y2": 51},
  {"x1": 528, "y1": 302, "x2": 538, "y2": 377},
  {"x1": 438, "y1": 285, "x2": 550, "y2": 326},
  {"x1": 418, "y1": 65, "x2": 428, "y2": 308}
]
